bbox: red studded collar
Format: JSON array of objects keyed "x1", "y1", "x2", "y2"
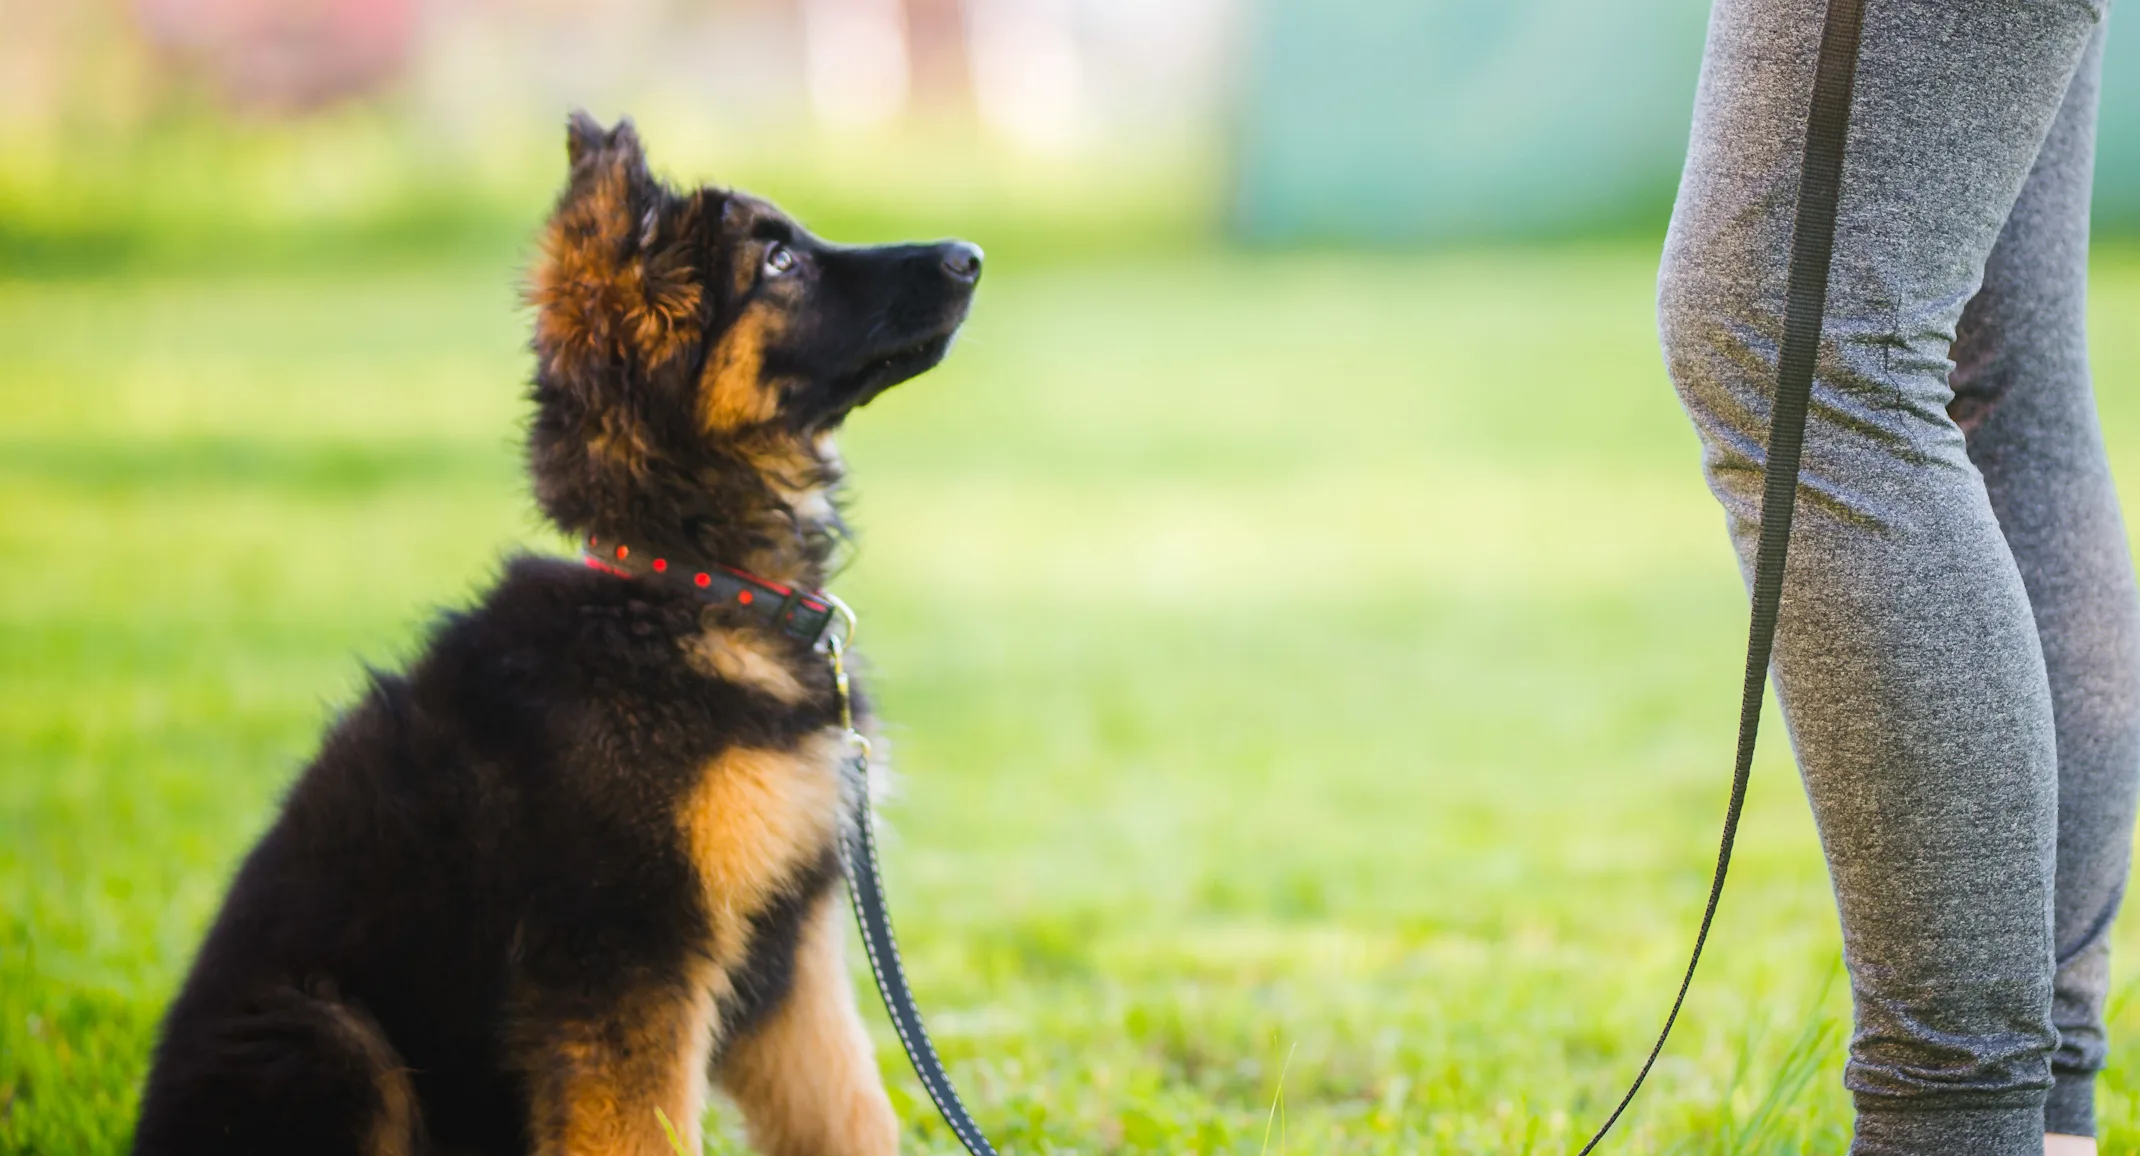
[{"x1": 579, "y1": 535, "x2": 840, "y2": 645}]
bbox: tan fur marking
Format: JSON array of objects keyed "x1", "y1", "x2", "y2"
[
  {"x1": 631, "y1": 198, "x2": 705, "y2": 368},
  {"x1": 679, "y1": 733, "x2": 849, "y2": 966},
  {"x1": 528, "y1": 161, "x2": 635, "y2": 368},
  {"x1": 682, "y1": 629, "x2": 812, "y2": 705},
  {"x1": 362, "y1": 1048, "x2": 419, "y2": 1156},
  {"x1": 527, "y1": 974, "x2": 717, "y2": 1156},
  {"x1": 699, "y1": 305, "x2": 784, "y2": 432},
  {"x1": 528, "y1": 159, "x2": 702, "y2": 373},
  {"x1": 719, "y1": 892, "x2": 900, "y2": 1156},
  {"x1": 318, "y1": 999, "x2": 418, "y2": 1156}
]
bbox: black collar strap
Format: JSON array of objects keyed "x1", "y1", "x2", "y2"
[{"x1": 579, "y1": 535, "x2": 839, "y2": 646}]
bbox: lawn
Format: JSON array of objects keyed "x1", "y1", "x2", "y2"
[{"x1": 5, "y1": 243, "x2": 2140, "y2": 1154}]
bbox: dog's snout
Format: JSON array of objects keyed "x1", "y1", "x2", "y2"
[{"x1": 939, "y1": 242, "x2": 983, "y2": 284}]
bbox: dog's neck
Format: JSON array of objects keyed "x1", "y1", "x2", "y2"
[
  {"x1": 706, "y1": 428, "x2": 846, "y2": 589},
  {"x1": 536, "y1": 424, "x2": 847, "y2": 592}
]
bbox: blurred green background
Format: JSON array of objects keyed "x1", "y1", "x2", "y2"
[{"x1": 4, "y1": 2, "x2": 2139, "y2": 1154}]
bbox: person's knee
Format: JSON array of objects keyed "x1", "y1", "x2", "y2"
[
  {"x1": 1655, "y1": 222, "x2": 1776, "y2": 436},
  {"x1": 1656, "y1": 213, "x2": 1977, "y2": 516}
]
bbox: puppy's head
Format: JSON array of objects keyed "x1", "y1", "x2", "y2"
[{"x1": 525, "y1": 114, "x2": 980, "y2": 565}]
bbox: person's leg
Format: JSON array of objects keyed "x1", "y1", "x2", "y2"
[
  {"x1": 1950, "y1": 25, "x2": 2138, "y2": 1143},
  {"x1": 1657, "y1": 0, "x2": 2109, "y2": 1152}
]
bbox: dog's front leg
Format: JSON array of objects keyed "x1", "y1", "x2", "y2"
[
  {"x1": 522, "y1": 979, "x2": 718, "y2": 1156},
  {"x1": 718, "y1": 891, "x2": 899, "y2": 1156}
]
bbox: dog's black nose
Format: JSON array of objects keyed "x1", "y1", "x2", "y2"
[{"x1": 939, "y1": 242, "x2": 983, "y2": 283}]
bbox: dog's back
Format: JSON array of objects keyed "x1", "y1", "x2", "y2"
[
  {"x1": 137, "y1": 561, "x2": 625, "y2": 1154},
  {"x1": 136, "y1": 556, "x2": 848, "y2": 1154}
]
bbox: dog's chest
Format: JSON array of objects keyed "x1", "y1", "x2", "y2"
[
  {"x1": 674, "y1": 726, "x2": 849, "y2": 960},
  {"x1": 679, "y1": 622, "x2": 815, "y2": 706}
]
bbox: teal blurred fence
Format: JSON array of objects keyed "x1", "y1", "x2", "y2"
[{"x1": 1231, "y1": 0, "x2": 2140, "y2": 244}]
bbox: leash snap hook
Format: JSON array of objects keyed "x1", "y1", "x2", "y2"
[
  {"x1": 820, "y1": 593, "x2": 871, "y2": 764},
  {"x1": 819, "y1": 590, "x2": 859, "y2": 655}
]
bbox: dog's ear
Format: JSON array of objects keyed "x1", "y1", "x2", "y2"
[
  {"x1": 564, "y1": 111, "x2": 647, "y2": 187},
  {"x1": 529, "y1": 113, "x2": 706, "y2": 386},
  {"x1": 565, "y1": 110, "x2": 611, "y2": 169}
]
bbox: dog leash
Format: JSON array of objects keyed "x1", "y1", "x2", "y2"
[
  {"x1": 1575, "y1": 0, "x2": 1865, "y2": 1150},
  {"x1": 823, "y1": 610, "x2": 1002, "y2": 1156},
  {"x1": 816, "y1": 3, "x2": 1865, "y2": 1148}
]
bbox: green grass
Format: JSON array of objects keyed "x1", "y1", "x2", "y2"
[{"x1": 4, "y1": 244, "x2": 2140, "y2": 1154}]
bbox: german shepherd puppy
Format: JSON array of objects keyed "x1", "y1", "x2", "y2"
[{"x1": 133, "y1": 114, "x2": 981, "y2": 1156}]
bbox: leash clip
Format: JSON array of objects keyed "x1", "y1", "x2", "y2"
[{"x1": 821, "y1": 593, "x2": 872, "y2": 767}]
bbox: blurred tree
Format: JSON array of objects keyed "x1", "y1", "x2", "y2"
[
  {"x1": 134, "y1": 0, "x2": 419, "y2": 112},
  {"x1": 905, "y1": 0, "x2": 973, "y2": 115}
]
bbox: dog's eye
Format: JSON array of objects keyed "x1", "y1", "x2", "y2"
[{"x1": 762, "y1": 244, "x2": 798, "y2": 277}]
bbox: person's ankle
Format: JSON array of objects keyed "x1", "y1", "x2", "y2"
[{"x1": 2044, "y1": 1134, "x2": 2096, "y2": 1156}]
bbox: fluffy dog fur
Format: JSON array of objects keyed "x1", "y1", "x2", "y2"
[{"x1": 132, "y1": 114, "x2": 981, "y2": 1156}]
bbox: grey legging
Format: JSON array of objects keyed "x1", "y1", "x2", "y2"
[{"x1": 1659, "y1": 0, "x2": 2134, "y2": 1150}]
